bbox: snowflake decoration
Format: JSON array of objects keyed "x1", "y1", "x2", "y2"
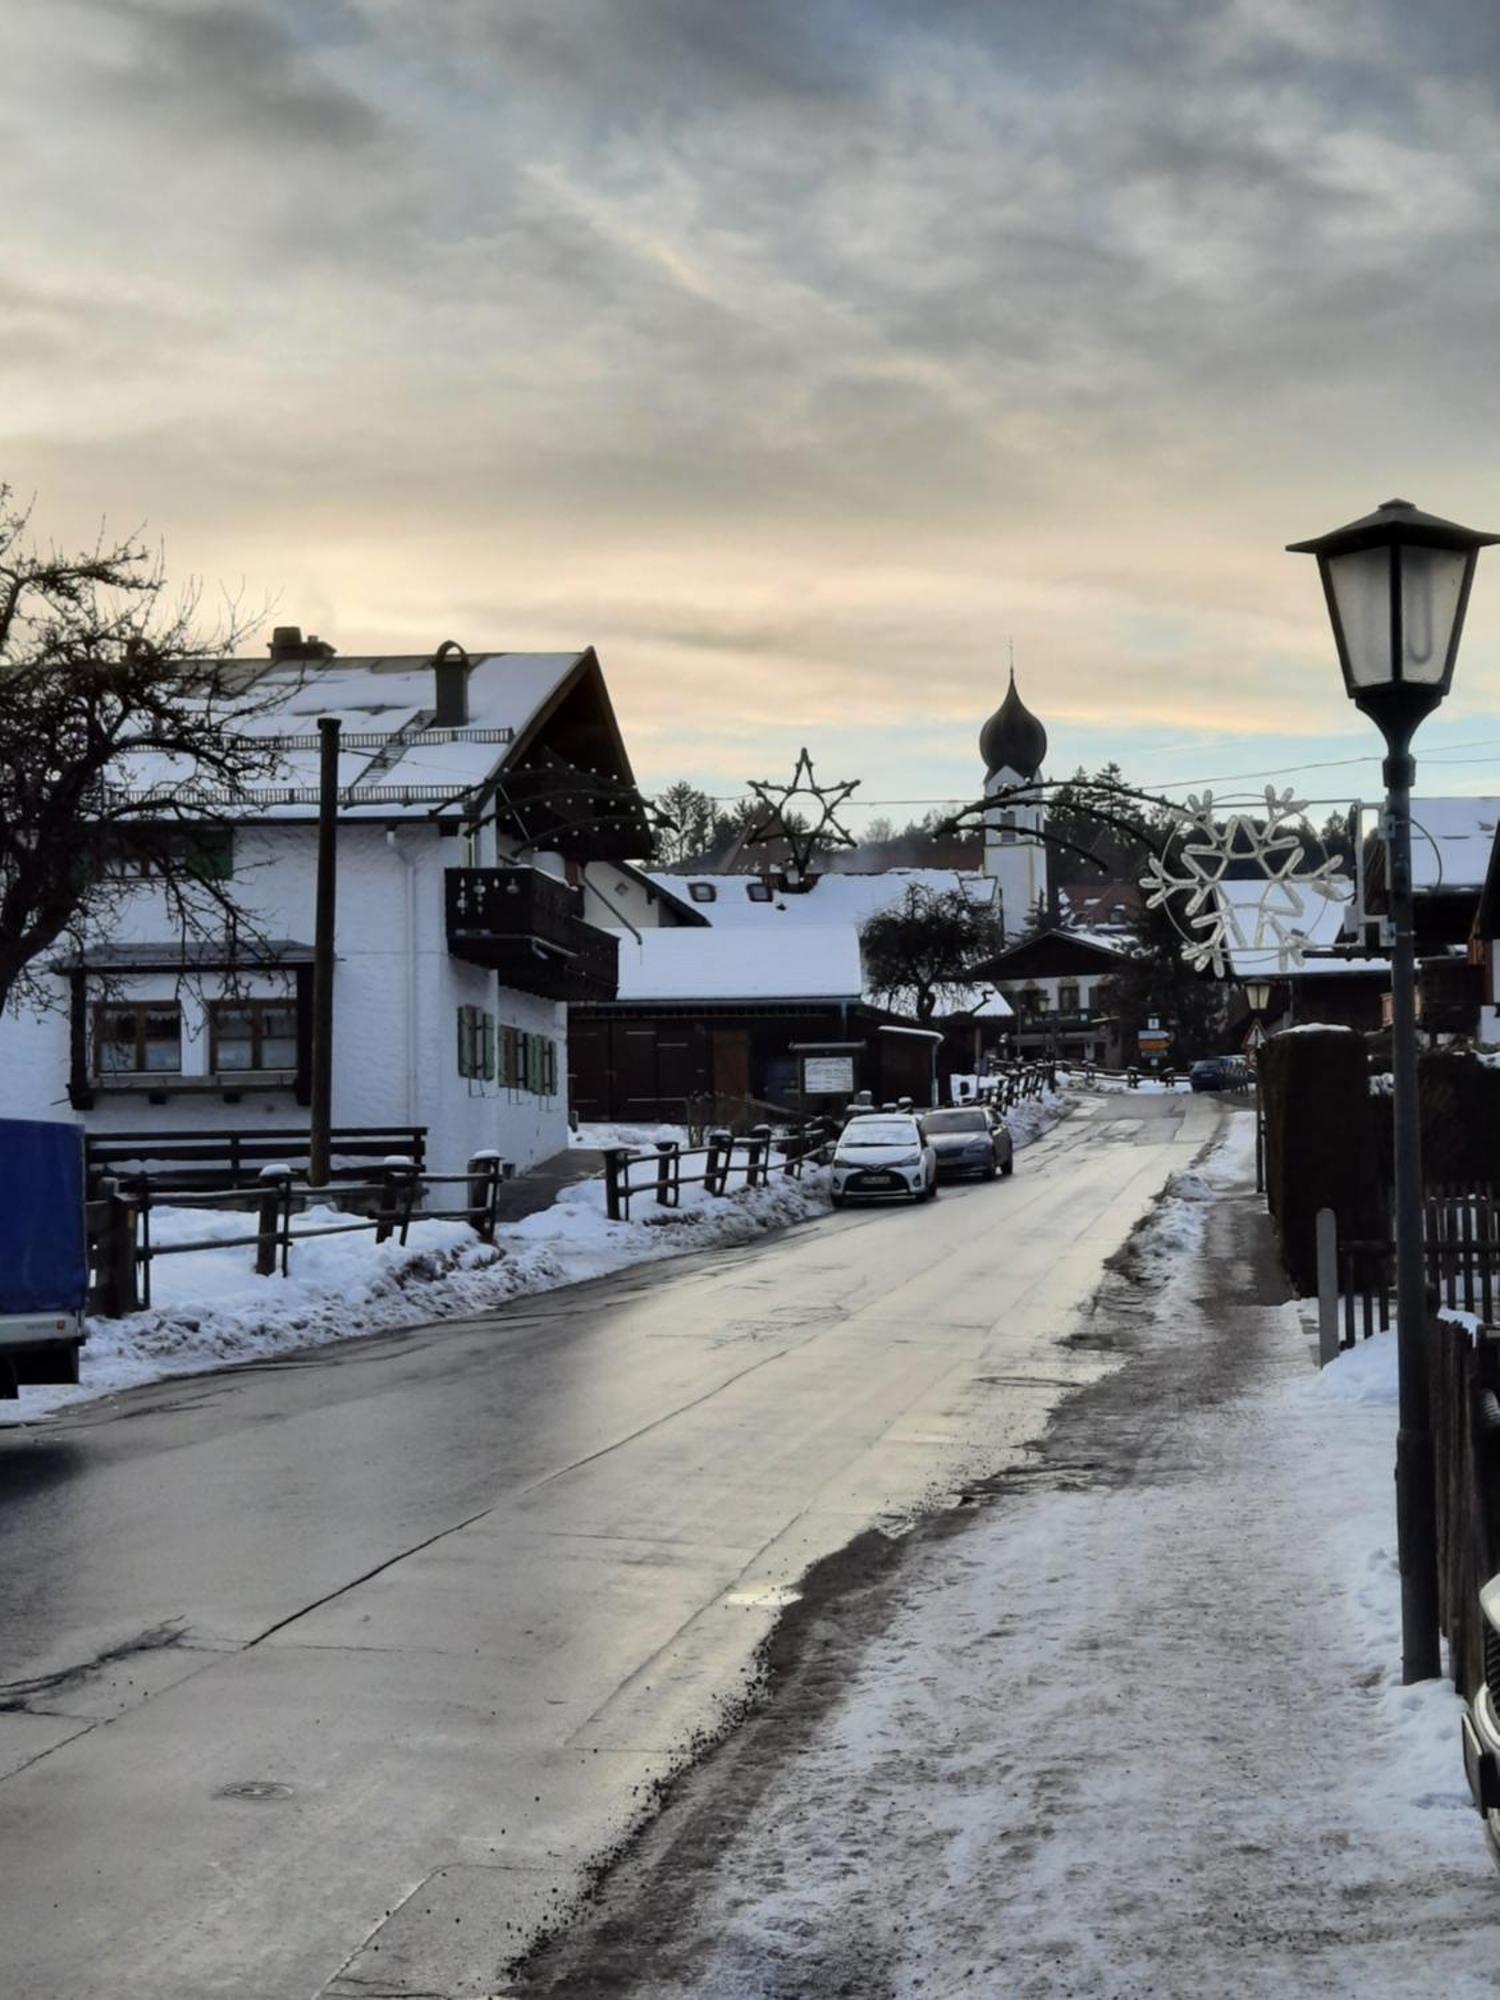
[
  {"x1": 1140, "y1": 787, "x2": 1349, "y2": 977},
  {"x1": 744, "y1": 748, "x2": 859, "y2": 881}
]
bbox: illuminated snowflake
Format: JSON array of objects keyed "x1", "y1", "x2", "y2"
[{"x1": 1140, "y1": 788, "x2": 1349, "y2": 977}]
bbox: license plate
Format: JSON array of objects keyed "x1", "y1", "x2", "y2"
[{"x1": 862, "y1": 1173, "x2": 897, "y2": 1188}]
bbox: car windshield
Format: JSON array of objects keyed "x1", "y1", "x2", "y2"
[
  {"x1": 840, "y1": 1121, "x2": 918, "y2": 1148},
  {"x1": 923, "y1": 1110, "x2": 988, "y2": 1134}
]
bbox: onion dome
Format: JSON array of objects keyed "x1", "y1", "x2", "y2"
[{"x1": 979, "y1": 670, "x2": 1047, "y2": 779}]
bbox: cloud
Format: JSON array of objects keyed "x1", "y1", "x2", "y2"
[{"x1": 7, "y1": 0, "x2": 1500, "y2": 801}]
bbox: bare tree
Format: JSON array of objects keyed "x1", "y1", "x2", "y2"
[
  {"x1": 860, "y1": 884, "x2": 1001, "y2": 1022},
  {"x1": 0, "y1": 486, "x2": 285, "y2": 1016}
]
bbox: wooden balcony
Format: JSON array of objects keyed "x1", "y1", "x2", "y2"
[{"x1": 445, "y1": 868, "x2": 619, "y2": 1002}]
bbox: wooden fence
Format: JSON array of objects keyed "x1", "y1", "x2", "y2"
[
  {"x1": 85, "y1": 1124, "x2": 428, "y2": 1194},
  {"x1": 87, "y1": 1152, "x2": 511, "y2": 1316},
  {"x1": 1323, "y1": 1194, "x2": 1500, "y2": 1351},
  {"x1": 604, "y1": 1123, "x2": 832, "y2": 1222},
  {"x1": 1426, "y1": 1312, "x2": 1500, "y2": 1704}
]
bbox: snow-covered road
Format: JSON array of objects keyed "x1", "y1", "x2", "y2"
[{"x1": 0, "y1": 1090, "x2": 1213, "y2": 2000}]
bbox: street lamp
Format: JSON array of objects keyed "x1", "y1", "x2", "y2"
[
  {"x1": 1289, "y1": 497, "x2": 1498, "y2": 1685},
  {"x1": 1243, "y1": 977, "x2": 1272, "y2": 1016}
]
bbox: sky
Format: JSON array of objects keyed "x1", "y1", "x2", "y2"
[{"x1": 9, "y1": 0, "x2": 1500, "y2": 828}]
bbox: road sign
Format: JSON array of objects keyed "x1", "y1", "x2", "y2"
[{"x1": 1243, "y1": 1020, "x2": 1267, "y2": 1052}]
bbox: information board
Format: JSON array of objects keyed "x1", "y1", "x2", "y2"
[{"x1": 802, "y1": 1054, "x2": 856, "y2": 1096}]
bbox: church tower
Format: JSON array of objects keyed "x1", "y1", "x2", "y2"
[{"x1": 979, "y1": 670, "x2": 1048, "y2": 941}]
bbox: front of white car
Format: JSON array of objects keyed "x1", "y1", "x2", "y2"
[{"x1": 830, "y1": 1116, "x2": 935, "y2": 1205}]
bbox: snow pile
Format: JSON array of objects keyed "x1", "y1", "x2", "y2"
[{"x1": 570, "y1": 1120, "x2": 690, "y2": 1151}]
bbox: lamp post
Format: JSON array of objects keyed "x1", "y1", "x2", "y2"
[{"x1": 1288, "y1": 498, "x2": 1498, "y2": 1685}]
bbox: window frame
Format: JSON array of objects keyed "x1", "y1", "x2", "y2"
[
  {"x1": 92, "y1": 1000, "x2": 183, "y2": 1077},
  {"x1": 208, "y1": 997, "x2": 299, "y2": 1075},
  {"x1": 688, "y1": 881, "x2": 717, "y2": 904}
]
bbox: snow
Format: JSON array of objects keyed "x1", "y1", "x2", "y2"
[
  {"x1": 116, "y1": 652, "x2": 585, "y2": 818},
  {"x1": 649, "y1": 869, "x2": 999, "y2": 929},
  {"x1": 1406, "y1": 796, "x2": 1500, "y2": 894},
  {"x1": 649, "y1": 1113, "x2": 1499, "y2": 1998},
  {"x1": 613, "y1": 926, "x2": 864, "y2": 1002}
]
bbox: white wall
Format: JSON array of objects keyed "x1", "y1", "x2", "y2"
[
  {"x1": 981, "y1": 764, "x2": 1047, "y2": 940},
  {"x1": 0, "y1": 821, "x2": 570, "y2": 1174}
]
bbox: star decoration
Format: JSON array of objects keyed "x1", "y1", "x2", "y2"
[
  {"x1": 1140, "y1": 787, "x2": 1349, "y2": 977},
  {"x1": 744, "y1": 747, "x2": 860, "y2": 882}
]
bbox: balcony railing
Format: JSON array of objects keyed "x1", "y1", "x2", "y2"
[{"x1": 445, "y1": 867, "x2": 619, "y2": 1002}]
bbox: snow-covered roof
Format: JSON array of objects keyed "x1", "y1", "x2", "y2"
[
  {"x1": 1213, "y1": 877, "x2": 1387, "y2": 980},
  {"x1": 614, "y1": 927, "x2": 865, "y2": 1003},
  {"x1": 118, "y1": 652, "x2": 587, "y2": 819},
  {"x1": 1406, "y1": 797, "x2": 1500, "y2": 894},
  {"x1": 648, "y1": 868, "x2": 1000, "y2": 929}
]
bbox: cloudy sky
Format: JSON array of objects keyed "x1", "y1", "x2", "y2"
[{"x1": 9, "y1": 0, "x2": 1500, "y2": 823}]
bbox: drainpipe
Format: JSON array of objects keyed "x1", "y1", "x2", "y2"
[{"x1": 386, "y1": 828, "x2": 420, "y2": 1125}]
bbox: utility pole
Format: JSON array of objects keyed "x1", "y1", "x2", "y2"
[{"x1": 308, "y1": 715, "x2": 340, "y2": 1188}]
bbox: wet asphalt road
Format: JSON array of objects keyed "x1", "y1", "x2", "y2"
[{"x1": 0, "y1": 1090, "x2": 1213, "y2": 1999}]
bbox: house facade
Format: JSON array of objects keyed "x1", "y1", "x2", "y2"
[
  {"x1": 0, "y1": 634, "x2": 643, "y2": 1174},
  {"x1": 571, "y1": 869, "x2": 1010, "y2": 1121}
]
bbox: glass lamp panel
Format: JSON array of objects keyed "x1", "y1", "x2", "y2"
[
  {"x1": 1399, "y1": 545, "x2": 1467, "y2": 686},
  {"x1": 1327, "y1": 546, "x2": 1393, "y2": 688}
]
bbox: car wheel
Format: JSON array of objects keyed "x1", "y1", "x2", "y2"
[
  {"x1": 831, "y1": 1191, "x2": 846, "y2": 1209},
  {"x1": 1000, "y1": 1156, "x2": 1014, "y2": 1177},
  {"x1": 925, "y1": 1177, "x2": 938, "y2": 1201},
  {"x1": 983, "y1": 1159, "x2": 998, "y2": 1181}
]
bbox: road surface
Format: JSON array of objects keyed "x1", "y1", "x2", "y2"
[{"x1": 0, "y1": 1089, "x2": 1213, "y2": 1999}]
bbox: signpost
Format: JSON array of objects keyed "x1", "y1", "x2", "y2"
[{"x1": 802, "y1": 1053, "x2": 856, "y2": 1097}]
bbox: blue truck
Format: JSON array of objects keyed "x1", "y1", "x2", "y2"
[{"x1": 0, "y1": 1118, "x2": 89, "y2": 1395}]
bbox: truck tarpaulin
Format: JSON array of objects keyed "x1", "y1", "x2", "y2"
[{"x1": 0, "y1": 1119, "x2": 88, "y2": 1314}]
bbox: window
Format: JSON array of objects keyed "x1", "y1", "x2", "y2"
[
  {"x1": 688, "y1": 882, "x2": 717, "y2": 903},
  {"x1": 210, "y1": 999, "x2": 298, "y2": 1073},
  {"x1": 746, "y1": 880, "x2": 773, "y2": 902},
  {"x1": 998, "y1": 812, "x2": 1017, "y2": 846},
  {"x1": 1057, "y1": 983, "x2": 1080, "y2": 1014},
  {"x1": 102, "y1": 829, "x2": 234, "y2": 881},
  {"x1": 456, "y1": 1006, "x2": 496, "y2": 1081},
  {"x1": 94, "y1": 1002, "x2": 182, "y2": 1076}
]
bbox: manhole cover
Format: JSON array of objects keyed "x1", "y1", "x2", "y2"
[{"x1": 215, "y1": 1780, "x2": 294, "y2": 1801}]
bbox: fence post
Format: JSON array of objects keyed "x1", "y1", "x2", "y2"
[
  {"x1": 1316, "y1": 1208, "x2": 1340, "y2": 1368},
  {"x1": 256, "y1": 1164, "x2": 292, "y2": 1277},
  {"x1": 655, "y1": 1140, "x2": 677, "y2": 1207},
  {"x1": 467, "y1": 1150, "x2": 502, "y2": 1244},
  {"x1": 1127, "y1": 1066, "x2": 1139, "y2": 1089},
  {"x1": 749, "y1": 1124, "x2": 771, "y2": 1189},
  {"x1": 605, "y1": 1147, "x2": 629, "y2": 1222},
  {"x1": 706, "y1": 1128, "x2": 732, "y2": 1196},
  {"x1": 95, "y1": 1177, "x2": 140, "y2": 1317},
  {"x1": 375, "y1": 1155, "x2": 417, "y2": 1244}
]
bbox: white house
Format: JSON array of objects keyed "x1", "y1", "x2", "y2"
[{"x1": 0, "y1": 632, "x2": 645, "y2": 1174}]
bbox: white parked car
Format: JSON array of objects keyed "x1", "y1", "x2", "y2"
[{"x1": 829, "y1": 1114, "x2": 938, "y2": 1208}]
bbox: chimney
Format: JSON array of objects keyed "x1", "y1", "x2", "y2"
[
  {"x1": 431, "y1": 639, "x2": 471, "y2": 727},
  {"x1": 267, "y1": 625, "x2": 337, "y2": 664}
]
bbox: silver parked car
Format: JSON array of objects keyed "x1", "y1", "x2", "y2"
[
  {"x1": 923, "y1": 1105, "x2": 1014, "y2": 1181},
  {"x1": 830, "y1": 1114, "x2": 938, "y2": 1207}
]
